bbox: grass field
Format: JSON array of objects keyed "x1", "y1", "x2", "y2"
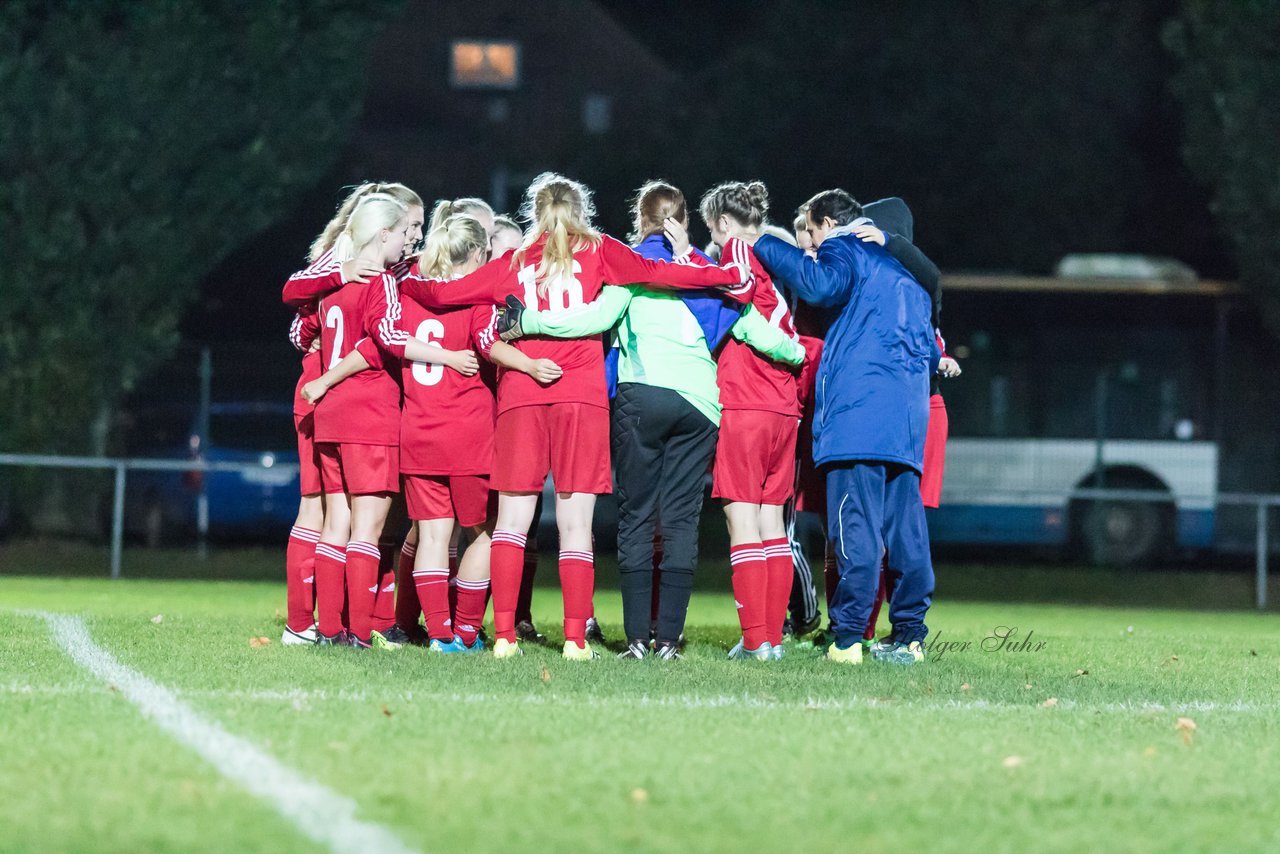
[{"x1": 3, "y1": 547, "x2": 1280, "y2": 852}]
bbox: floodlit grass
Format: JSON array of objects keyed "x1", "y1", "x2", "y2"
[{"x1": 3, "y1": 571, "x2": 1280, "y2": 853}]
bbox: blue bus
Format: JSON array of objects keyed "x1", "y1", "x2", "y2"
[{"x1": 929, "y1": 273, "x2": 1239, "y2": 565}]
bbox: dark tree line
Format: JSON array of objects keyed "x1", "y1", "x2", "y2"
[{"x1": 0, "y1": 0, "x2": 397, "y2": 454}]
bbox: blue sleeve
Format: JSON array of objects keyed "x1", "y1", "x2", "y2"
[
  {"x1": 930, "y1": 335, "x2": 942, "y2": 376},
  {"x1": 754, "y1": 234, "x2": 858, "y2": 308}
]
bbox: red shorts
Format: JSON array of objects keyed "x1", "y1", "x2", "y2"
[
  {"x1": 713, "y1": 409, "x2": 798, "y2": 505},
  {"x1": 920, "y1": 394, "x2": 949, "y2": 509},
  {"x1": 316, "y1": 442, "x2": 399, "y2": 496},
  {"x1": 492, "y1": 403, "x2": 611, "y2": 494},
  {"x1": 403, "y1": 474, "x2": 496, "y2": 527},
  {"x1": 295, "y1": 410, "x2": 322, "y2": 496}
]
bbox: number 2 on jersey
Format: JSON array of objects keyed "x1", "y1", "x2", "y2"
[{"x1": 324, "y1": 304, "x2": 344, "y2": 369}]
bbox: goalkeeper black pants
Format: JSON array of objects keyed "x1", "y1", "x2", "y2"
[{"x1": 611, "y1": 383, "x2": 718, "y2": 645}]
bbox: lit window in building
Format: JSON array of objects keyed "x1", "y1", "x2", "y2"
[{"x1": 451, "y1": 40, "x2": 520, "y2": 89}]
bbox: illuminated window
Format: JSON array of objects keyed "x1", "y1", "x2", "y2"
[{"x1": 451, "y1": 40, "x2": 520, "y2": 89}]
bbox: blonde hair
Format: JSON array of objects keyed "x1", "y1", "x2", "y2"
[
  {"x1": 331, "y1": 194, "x2": 409, "y2": 263},
  {"x1": 699, "y1": 180, "x2": 769, "y2": 230},
  {"x1": 420, "y1": 214, "x2": 489, "y2": 279},
  {"x1": 428, "y1": 197, "x2": 495, "y2": 232},
  {"x1": 493, "y1": 214, "x2": 521, "y2": 235},
  {"x1": 629, "y1": 180, "x2": 686, "y2": 244},
  {"x1": 309, "y1": 182, "x2": 422, "y2": 262},
  {"x1": 793, "y1": 208, "x2": 809, "y2": 235},
  {"x1": 513, "y1": 172, "x2": 602, "y2": 296}
]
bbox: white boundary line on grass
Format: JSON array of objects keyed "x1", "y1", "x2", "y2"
[
  {"x1": 4, "y1": 679, "x2": 1266, "y2": 716},
  {"x1": 22, "y1": 611, "x2": 421, "y2": 854}
]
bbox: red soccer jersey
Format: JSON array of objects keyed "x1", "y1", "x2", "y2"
[
  {"x1": 715, "y1": 238, "x2": 800, "y2": 416},
  {"x1": 399, "y1": 295, "x2": 498, "y2": 475},
  {"x1": 400, "y1": 234, "x2": 747, "y2": 414},
  {"x1": 312, "y1": 272, "x2": 409, "y2": 445}
]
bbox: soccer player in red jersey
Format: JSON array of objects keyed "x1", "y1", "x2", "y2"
[
  {"x1": 281, "y1": 182, "x2": 424, "y2": 646},
  {"x1": 282, "y1": 307, "x2": 324, "y2": 644},
  {"x1": 698, "y1": 181, "x2": 801, "y2": 661},
  {"x1": 400, "y1": 173, "x2": 750, "y2": 659},
  {"x1": 298, "y1": 193, "x2": 467, "y2": 648},
  {"x1": 405, "y1": 215, "x2": 564, "y2": 652}
]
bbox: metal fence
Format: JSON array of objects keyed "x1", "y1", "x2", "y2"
[
  {"x1": 0, "y1": 452, "x2": 298, "y2": 580},
  {"x1": 0, "y1": 452, "x2": 1275, "y2": 609}
]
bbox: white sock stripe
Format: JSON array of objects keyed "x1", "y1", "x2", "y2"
[
  {"x1": 400, "y1": 543, "x2": 417, "y2": 556},
  {"x1": 30, "y1": 612, "x2": 421, "y2": 854},
  {"x1": 454, "y1": 579, "x2": 490, "y2": 590},
  {"x1": 559, "y1": 551, "x2": 594, "y2": 561},
  {"x1": 447, "y1": 548, "x2": 459, "y2": 557},
  {"x1": 491, "y1": 531, "x2": 528, "y2": 547},
  {"x1": 290, "y1": 527, "x2": 321, "y2": 542},
  {"x1": 411, "y1": 569, "x2": 450, "y2": 578},
  {"x1": 346, "y1": 541, "x2": 382, "y2": 559},
  {"x1": 729, "y1": 552, "x2": 766, "y2": 565},
  {"x1": 315, "y1": 544, "x2": 347, "y2": 562}
]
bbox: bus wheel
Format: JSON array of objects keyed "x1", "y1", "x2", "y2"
[{"x1": 1080, "y1": 500, "x2": 1165, "y2": 567}]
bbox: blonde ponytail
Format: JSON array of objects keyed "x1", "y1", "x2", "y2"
[
  {"x1": 428, "y1": 196, "x2": 494, "y2": 233},
  {"x1": 420, "y1": 214, "x2": 489, "y2": 279},
  {"x1": 513, "y1": 172, "x2": 601, "y2": 297}
]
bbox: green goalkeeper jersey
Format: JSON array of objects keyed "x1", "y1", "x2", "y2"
[{"x1": 520, "y1": 285, "x2": 804, "y2": 427}]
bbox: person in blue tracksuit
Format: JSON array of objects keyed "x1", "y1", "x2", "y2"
[{"x1": 752, "y1": 188, "x2": 936, "y2": 665}]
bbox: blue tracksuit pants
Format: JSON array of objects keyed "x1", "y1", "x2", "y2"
[{"x1": 826, "y1": 461, "x2": 935, "y2": 648}]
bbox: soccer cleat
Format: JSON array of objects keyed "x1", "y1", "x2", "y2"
[
  {"x1": 871, "y1": 640, "x2": 925, "y2": 665},
  {"x1": 727, "y1": 639, "x2": 773, "y2": 660},
  {"x1": 428, "y1": 637, "x2": 463, "y2": 653},
  {"x1": 281, "y1": 624, "x2": 317, "y2": 646},
  {"x1": 398, "y1": 623, "x2": 429, "y2": 647},
  {"x1": 653, "y1": 641, "x2": 682, "y2": 661},
  {"x1": 617, "y1": 640, "x2": 650, "y2": 660},
  {"x1": 452, "y1": 634, "x2": 485, "y2": 653},
  {"x1": 370, "y1": 628, "x2": 404, "y2": 650},
  {"x1": 562, "y1": 640, "x2": 601, "y2": 661},
  {"x1": 585, "y1": 617, "x2": 606, "y2": 645},
  {"x1": 492, "y1": 638, "x2": 522, "y2": 659},
  {"x1": 315, "y1": 629, "x2": 350, "y2": 647},
  {"x1": 825, "y1": 641, "x2": 864, "y2": 664},
  {"x1": 347, "y1": 634, "x2": 372, "y2": 650},
  {"x1": 515, "y1": 620, "x2": 547, "y2": 645},
  {"x1": 770, "y1": 643, "x2": 785, "y2": 661},
  {"x1": 377, "y1": 625, "x2": 414, "y2": 646}
]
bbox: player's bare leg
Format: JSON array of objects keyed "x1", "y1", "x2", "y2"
[
  {"x1": 283, "y1": 493, "x2": 324, "y2": 644},
  {"x1": 490, "y1": 492, "x2": 538, "y2": 657},
  {"x1": 413, "y1": 517, "x2": 456, "y2": 648},
  {"x1": 345, "y1": 493, "x2": 392, "y2": 647},
  {"x1": 556, "y1": 491, "x2": 599, "y2": 659},
  {"x1": 759, "y1": 503, "x2": 792, "y2": 657},
  {"x1": 450, "y1": 521, "x2": 492, "y2": 652},
  {"x1": 314, "y1": 490, "x2": 352, "y2": 644},
  {"x1": 723, "y1": 500, "x2": 771, "y2": 660}
]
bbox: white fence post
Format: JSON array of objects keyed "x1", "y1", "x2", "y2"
[{"x1": 110, "y1": 462, "x2": 126, "y2": 580}]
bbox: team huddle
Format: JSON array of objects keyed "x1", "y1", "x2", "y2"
[{"x1": 279, "y1": 171, "x2": 957, "y2": 664}]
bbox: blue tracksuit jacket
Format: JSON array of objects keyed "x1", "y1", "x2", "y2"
[{"x1": 754, "y1": 230, "x2": 934, "y2": 472}]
